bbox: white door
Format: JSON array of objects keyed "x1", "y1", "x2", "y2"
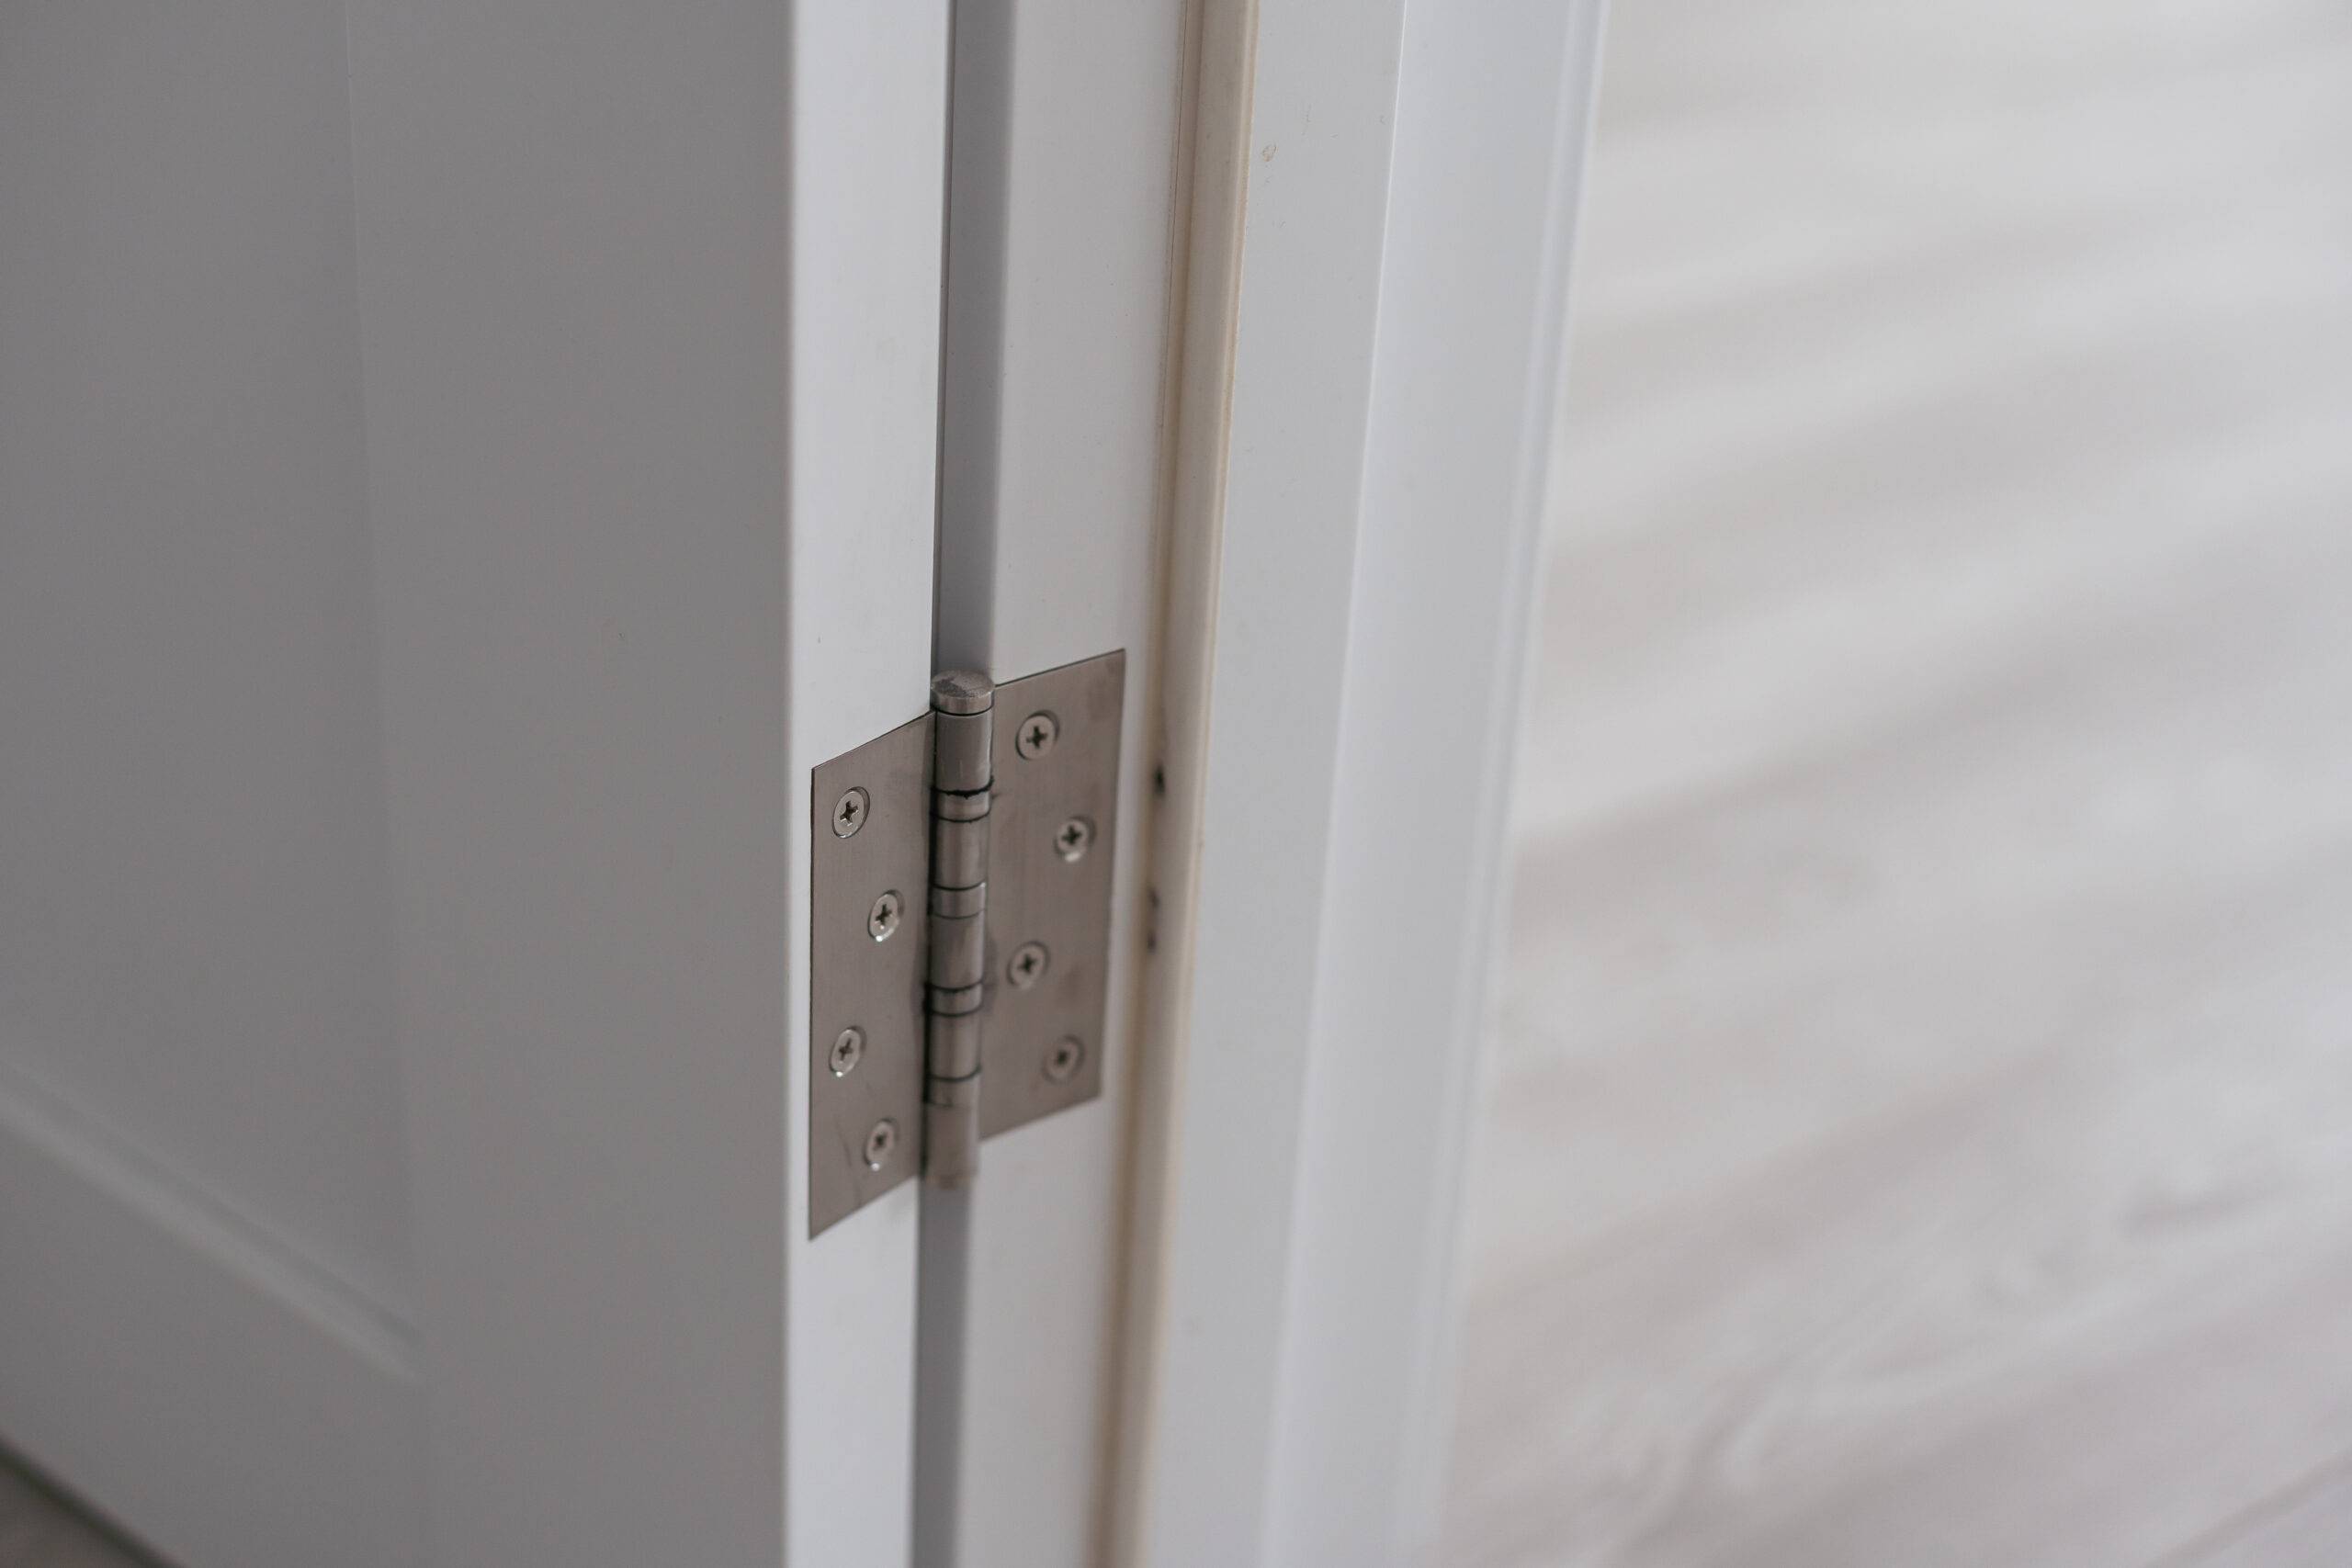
[
  {"x1": 2, "y1": 3, "x2": 948, "y2": 1564},
  {"x1": 0, "y1": 0, "x2": 1603, "y2": 1562}
]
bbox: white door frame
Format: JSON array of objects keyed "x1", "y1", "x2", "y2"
[
  {"x1": 914, "y1": 2, "x2": 1191, "y2": 1564},
  {"x1": 1112, "y1": 3, "x2": 1610, "y2": 1563}
]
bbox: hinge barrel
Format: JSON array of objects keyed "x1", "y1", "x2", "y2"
[
  {"x1": 930, "y1": 807, "x2": 989, "y2": 892},
  {"x1": 922, "y1": 670, "x2": 991, "y2": 1189},
  {"x1": 925, "y1": 887, "x2": 986, "y2": 991}
]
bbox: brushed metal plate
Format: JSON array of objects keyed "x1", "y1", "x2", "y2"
[
  {"x1": 808, "y1": 713, "x2": 930, "y2": 1236},
  {"x1": 981, "y1": 649, "x2": 1125, "y2": 1137}
]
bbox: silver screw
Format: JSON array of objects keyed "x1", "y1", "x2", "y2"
[
  {"x1": 868, "y1": 890, "x2": 903, "y2": 942},
  {"x1": 863, "y1": 1119, "x2": 898, "y2": 1169},
  {"x1": 1008, "y1": 941, "x2": 1049, "y2": 988},
  {"x1": 1015, "y1": 711, "x2": 1058, "y2": 760},
  {"x1": 1055, "y1": 817, "x2": 1094, "y2": 863},
  {"x1": 829, "y1": 1027, "x2": 865, "y2": 1077},
  {"x1": 831, "y1": 786, "x2": 869, "y2": 839},
  {"x1": 1044, "y1": 1037, "x2": 1084, "y2": 1084}
]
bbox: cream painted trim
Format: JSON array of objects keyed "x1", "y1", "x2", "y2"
[{"x1": 1107, "y1": 0, "x2": 1261, "y2": 1562}]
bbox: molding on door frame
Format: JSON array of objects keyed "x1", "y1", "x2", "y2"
[
  {"x1": 1106, "y1": 0, "x2": 1259, "y2": 1562},
  {"x1": 1110, "y1": 2, "x2": 1610, "y2": 1562}
]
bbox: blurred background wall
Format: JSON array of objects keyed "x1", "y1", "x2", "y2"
[{"x1": 1443, "y1": 1, "x2": 2352, "y2": 1564}]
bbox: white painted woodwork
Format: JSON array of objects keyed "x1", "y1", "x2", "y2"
[
  {"x1": 2, "y1": 1, "x2": 951, "y2": 1563},
  {"x1": 0, "y1": 1, "x2": 421, "y2": 1559},
  {"x1": 0, "y1": 0, "x2": 412, "y2": 1336},
  {"x1": 1114, "y1": 3, "x2": 1608, "y2": 1565},
  {"x1": 344, "y1": 0, "x2": 947, "y2": 1562},
  {"x1": 1261, "y1": 7, "x2": 1608, "y2": 1560},
  {"x1": 921, "y1": 3, "x2": 1187, "y2": 1564}
]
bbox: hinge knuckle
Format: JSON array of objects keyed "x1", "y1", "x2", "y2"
[
  {"x1": 930, "y1": 668, "x2": 994, "y2": 716},
  {"x1": 930, "y1": 669, "x2": 994, "y2": 798},
  {"x1": 930, "y1": 811, "x2": 989, "y2": 891},
  {"x1": 928, "y1": 980, "x2": 985, "y2": 1016},
  {"x1": 933, "y1": 711, "x2": 993, "y2": 795},
  {"x1": 928, "y1": 883, "x2": 986, "y2": 918},
  {"x1": 925, "y1": 1010, "x2": 983, "y2": 1081},
  {"x1": 925, "y1": 908, "x2": 986, "y2": 992},
  {"x1": 933, "y1": 786, "x2": 991, "y2": 822}
]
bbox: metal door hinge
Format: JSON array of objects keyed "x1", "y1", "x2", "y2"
[{"x1": 808, "y1": 649, "x2": 1125, "y2": 1236}]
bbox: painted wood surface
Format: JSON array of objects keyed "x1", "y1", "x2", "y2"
[
  {"x1": 345, "y1": 1, "x2": 946, "y2": 1562},
  {"x1": 921, "y1": 5, "x2": 1186, "y2": 1563},
  {"x1": 0, "y1": 2, "x2": 420, "y2": 1559},
  {"x1": 1441, "y1": 0, "x2": 2352, "y2": 1563},
  {"x1": 0, "y1": 1460, "x2": 144, "y2": 1568},
  {"x1": 1116, "y1": 3, "x2": 1605, "y2": 1564},
  {"x1": 3, "y1": 1, "x2": 950, "y2": 1563}
]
